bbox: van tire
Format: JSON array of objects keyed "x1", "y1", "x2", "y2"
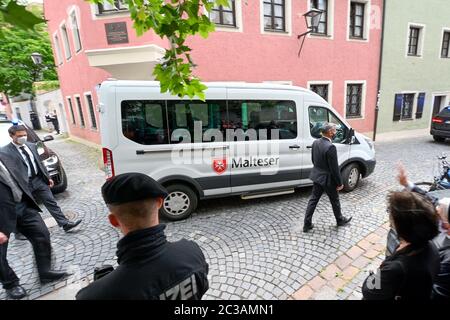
[
  {"x1": 433, "y1": 135, "x2": 445, "y2": 142},
  {"x1": 341, "y1": 163, "x2": 360, "y2": 192},
  {"x1": 160, "y1": 184, "x2": 198, "y2": 221}
]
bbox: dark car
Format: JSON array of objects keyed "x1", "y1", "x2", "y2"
[
  {"x1": 0, "y1": 119, "x2": 68, "y2": 193},
  {"x1": 431, "y1": 106, "x2": 450, "y2": 142}
]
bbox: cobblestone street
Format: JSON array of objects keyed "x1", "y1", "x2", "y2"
[{"x1": 1, "y1": 133, "x2": 449, "y2": 300}]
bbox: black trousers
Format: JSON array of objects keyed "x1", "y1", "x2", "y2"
[
  {"x1": 304, "y1": 182, "x2": 343, "y2": 226},
  {"x1": 0, "y1": 202, "x2": 51, "y2": 289},
  {"x1": 51, "y1": 121, "x2": 60, "y2": 134},
  {"x1": 29, "y1": 176, "x2": 68, "y2": 227}
]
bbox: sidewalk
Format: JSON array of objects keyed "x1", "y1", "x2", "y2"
[
  {"x1": 291, "y1": 222, "x2": 390, "y2": 300},
  {"x1": 373, "y1": 128, "x2": 429, "y2": 143}
]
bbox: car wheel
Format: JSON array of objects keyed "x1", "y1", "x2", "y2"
[
  {"x1": 342, "y1": 163, "x2": 360, "y2": 192},
  {"x1": 160, "y1": 184, "x2": 198, "y2": 221},
  {"x1": 433, "y1": 135, "x2": 445, "y2": 142},
  {"x1": 51, "y1": 168, "x2": 68, "y2": 194}
]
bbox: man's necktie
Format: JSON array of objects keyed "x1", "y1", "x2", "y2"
[{"x1": 19, "y1": 146, "x2": 37, "y2": 178}]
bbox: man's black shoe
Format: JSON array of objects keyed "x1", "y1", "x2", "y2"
[
  {"x1": 63, "y1": 219, "x2": 82, "y2": 232},
  {"x1": 6, "y1": 285, "x2": 27, "y2": 299},
  {"x1": 40, "y1": 271, "x2": 69, "y2": 284},
  {"x1": 303, "y1": 224, "x2": 314, "y2": 233},
  {"x1": 337, "y1": 216, "x2": 352, "y2": 227},
  {"x1": 14, "y1": 232, "x2": 27, "y2": 241}
]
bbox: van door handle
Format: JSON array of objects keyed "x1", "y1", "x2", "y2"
[
  {"x1": 289, "y1": 145, "x2": 301, "y2": 149},
  {"x1": 306, "y1": 145, "x2": 313, "y2": 149}
]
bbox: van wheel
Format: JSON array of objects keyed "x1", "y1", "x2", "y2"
[
  {"x1": 342, "y1": 163, "x2": 360, "y2": 192},
  {"x1": 160, "y1": 184, "x2": 198, "y2": 221},
  {"x1": 433, "y1": 135, "x2": 445, "y2": 142}
]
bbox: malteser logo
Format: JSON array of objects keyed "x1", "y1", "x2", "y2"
[{"x1": 212, "y1": 158, "x2": 227, "y2": 174}]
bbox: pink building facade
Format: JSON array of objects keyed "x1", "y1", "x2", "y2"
[{"x1": 44, "y1": 0, "x2": 383, "y2": 145}]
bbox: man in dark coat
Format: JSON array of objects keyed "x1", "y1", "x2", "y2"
[
  {"x1": 76, "y1": 173, "x2": 209, "y2": 300},
  {"x1": 3, "y1": 125, "x2": 81, "y2": 233},
  {"x1": 0, "y1": 151, "x2": 68, "y2": 299},
  {"x1": 303, "y1": 123, "x2": 352, "y2": 232}
]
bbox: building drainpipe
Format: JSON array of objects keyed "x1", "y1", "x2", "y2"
[{"x1": 373, "y1": 0, "x2": 386, "y2": 142}]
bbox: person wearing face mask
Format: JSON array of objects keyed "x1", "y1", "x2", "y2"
[
  {"x1": 2, "y1": 125, "x2": 81, "y2": 236},
  {"x1": 396, "y1": 163, "x2": 450, "y2": 300},
  {"x1": 302, "y1": 122, "x2": 352, "y2": 232}
]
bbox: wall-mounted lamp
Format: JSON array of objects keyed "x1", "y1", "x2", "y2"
[{"x1": 297, "y1": 9, "x2": 323, "y2": 57}]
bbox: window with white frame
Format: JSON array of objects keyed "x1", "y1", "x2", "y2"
[
  {"x1": 346, "y1": 83, "x2": 363, "y2": 118},
  {"x1": 53, "y1": 34, "x2": 63, "y2": 65},
  {"x1": 60, "y1": 24, "x2": 72, "y2": 60},
  {"x1": 85, "y1": 94, "x2": 98, "y2": 129},
  {"x1": 310, "y1": 0, "x2": 328, "y2": 35},
  {"x1": 407, "y1": 24, "x2": 425, "y2": 56},
  {"x1": 392, "y1": 92, "x2": 426, "y2": 121},
  {"x1": 441, "y1": 31, "x2": 450, "y2": 58},
  {"x1": 75, "y1": 96, "x2": 86, "y2": 127},
  {"x1": 67, "y1": 97, "x2": 76, "y2": 125},
  {"x1": 70, "y1": 11, "x2": 82, "y2": 53},
  {"x1": 349, "y1": 1, "x2": 365, "y2": 39},
  {"x1": 211, "y1": 0, "x2": 236, "y2": 27},
  {"x1": 408, "y1": 27, "x2": 420, "y2": 55},
  {"x1": 310, "y1": 84, "x2": 329, "y2": 102},
  {"x1": 263, "y1": 0, "x2": 286, "y2": 32},
  {"x1": 97, "y1": 0, "x2": 128, "y2": 15}
]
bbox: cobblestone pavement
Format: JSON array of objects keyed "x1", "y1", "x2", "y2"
[{"x1": 1, "y1": 134, "x2": 449, "y2": 300}]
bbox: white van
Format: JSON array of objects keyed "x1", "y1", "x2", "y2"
[{"x1": 99, "y1": 80, "x2": 376, "y2": 220}]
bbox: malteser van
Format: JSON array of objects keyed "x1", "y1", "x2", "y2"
[{"x1": 98, "y1": 80, "x2": 376, "y2": 220}]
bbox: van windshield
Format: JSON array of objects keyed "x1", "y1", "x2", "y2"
[{"x1": 308, "y1": 106, "x2": 348, "y2": 143}]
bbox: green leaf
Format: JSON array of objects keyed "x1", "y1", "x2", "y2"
[{"x1": 1, "y1": 1, "x2": 45, "y2": 30}]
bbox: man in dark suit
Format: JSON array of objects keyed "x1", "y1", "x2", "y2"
[
  {"x1": 0, "y1": 151, "x2": 68, "y2": 299},
  {"x1": 303, "y1": 123, "x2": 352, "y2": 232},
  {"x1": 3, "y1": 125, "x2": 81, "y2": 233}
]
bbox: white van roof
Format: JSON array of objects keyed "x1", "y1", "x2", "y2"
[{"x1": 102, "y1": 80, "x2": 314, "y2": 95}]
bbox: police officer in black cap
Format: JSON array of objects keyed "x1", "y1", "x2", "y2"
[{"x1": 76, "y1": 173, "x2": 209, "y2": 300}]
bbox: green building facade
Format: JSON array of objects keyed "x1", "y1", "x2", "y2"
[{"x1": 377, "y1": 0, "x2": 450, "y2": 134}]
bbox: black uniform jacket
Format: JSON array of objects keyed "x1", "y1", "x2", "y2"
[
  {"x1": 362, "y1": 242, "x2": 440, "y2": 300},
  {"x1": 309, "y1": 137, "x2": 343, "y2": 188},
  {"x1": 432, "y1": 233, "x2": 450, "y2": 300},
  {"x1": 3, "y1": 142, "x2": 50, "y2": 184},
  {"x1": 0, "y1": 151, "x2": 41, "y2": 234},
  {"x1": 76, "y1": 224, "x2": 209, "y2": 300}
]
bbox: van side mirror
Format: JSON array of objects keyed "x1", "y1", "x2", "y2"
[
  {"x1": 43, "y1": 135, "x2": 54, "y2": 142},
  {"x1": 346, "y1": 128, "x2": 355, "y2": 144}
]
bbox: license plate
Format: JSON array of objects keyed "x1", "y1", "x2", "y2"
[{"x1": 446, "y1": 120, "x2": 450, "y2": 124}]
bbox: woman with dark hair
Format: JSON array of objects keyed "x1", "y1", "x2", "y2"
[{"x1": 362, "y1": 191, "x2": 441, "y2": 300}]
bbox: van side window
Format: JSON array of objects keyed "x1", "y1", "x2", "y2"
[
  {"x1": 167, "y1": 100, "x2": 226, "y2": 143},
  {"x1": 308, "y1": 106, "x2": 348, "y2": 144},
  {"x1": 227, "y1": 100, "x2": 297, "y2": 140},
  {"x1": 121, "y1": 100, "x2": 169, "y2": 145}
]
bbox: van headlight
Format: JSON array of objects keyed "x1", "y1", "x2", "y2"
[
  {"x1": 364, "y1": 137, "x2": 374, "y2": 151},
  {"x1": 43, "y1": 155, "x2": 59, "y2": 166}
]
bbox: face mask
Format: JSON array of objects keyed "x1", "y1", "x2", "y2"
[{"x1": 16, "y1": 136, "x2": 27, "y2": 145}]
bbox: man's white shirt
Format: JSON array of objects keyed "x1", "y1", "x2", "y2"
[{"x1": 12, "y1": 142, "x2": 38, "y2": 178}]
